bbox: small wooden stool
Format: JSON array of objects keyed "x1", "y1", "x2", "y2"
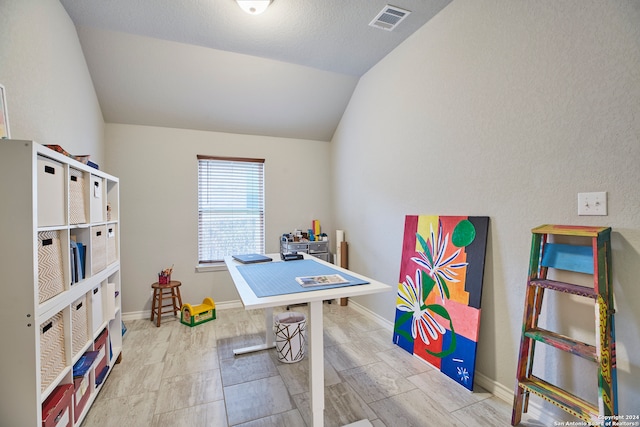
[{"x1": 150, "y1": 280, "x2": 183, "y2": 327}]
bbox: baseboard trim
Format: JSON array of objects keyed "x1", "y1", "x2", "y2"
[
  {"x1": 121, "y1": 300, "x2": 244, "y2": 322},
  {"x1": 215, "y1": 300, "x2": 244, "y2": 310},
  {"x1": 474, "y1": 371, "x2": 514, "y2": 403},
  {"x1": 475, "y1": 371, "x2": 549, "y2": 419},
  {"x1": 347, "y1": 300, "x2": 394, "y2": 330},
  {"x1": 122, "y1": 310, "x2": 148, "y2": 321}
]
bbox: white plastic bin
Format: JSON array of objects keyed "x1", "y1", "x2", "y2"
[
  {"x1": 37, "y1": 155, "x2": 65, "y2": 227},
  {"x1": 90, "y1": 175, "x2": 104, "y2": 222},
  {"x1": 274, "y1": 312, "x2": 306, "y2": 363},
  {"x1": 91, "y1": 285, "x2": 103, "y2": 333}
]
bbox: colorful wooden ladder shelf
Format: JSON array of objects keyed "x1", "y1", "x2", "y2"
[{"x1": 512, "y1": 225, "x2": 617, "y2": 426}]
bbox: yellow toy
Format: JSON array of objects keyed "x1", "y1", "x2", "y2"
[{"x1": 180, "y1": 297, "x2": 216, "y2": 327}]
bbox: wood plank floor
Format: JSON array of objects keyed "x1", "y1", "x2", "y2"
[{"x1": 81, "y1": 304, "x2": 550, "y2": 426}]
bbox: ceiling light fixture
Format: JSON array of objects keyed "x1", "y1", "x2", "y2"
[{"x1": 236, "y1": 0, "x2": 272, "y2": 15}]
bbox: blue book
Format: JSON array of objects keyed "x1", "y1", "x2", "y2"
[
  {"x1": 77, "y1": 243, "x2": 86, "y2": 279},
  {"x1": 87, "y1": 160, "x2": 99, "y2": 170},
  {"x1": 70, "y1": 241, "x2": 83, "y2": 283},
  {"x1": 70, "y1": 241, "x2": 77, "y2": 283},
  {"x1": 73, "y1": 351, "x2": 100, "y2": 377},
  {"x1": 95, "y1": 366, "x2": 109, "y2": 386}
]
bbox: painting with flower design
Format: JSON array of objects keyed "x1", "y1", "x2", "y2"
[{"x1": 393, "y1": 215, "x2": 489, "y2": 390}]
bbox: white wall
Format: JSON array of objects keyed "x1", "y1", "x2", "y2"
[
  {"x1": 0, "y1": 0, "x2": 104, "y2": 163},
  {"x1": 105, "y1": 123, "x2": 333, "y2": 315},
  {"x1": 331, "y1": 0, "x2": 640, "y2": 416}
]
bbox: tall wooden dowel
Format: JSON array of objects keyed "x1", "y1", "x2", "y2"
[{"x1": 340, "y1": 241, "x2": 349, "y2": 306}]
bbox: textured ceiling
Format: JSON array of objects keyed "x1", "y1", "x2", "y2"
[{"x1": 60, "y1": 0, "x2": 452, "y2": 141}]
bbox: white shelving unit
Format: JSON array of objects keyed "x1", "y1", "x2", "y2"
[{"x1": 0, "y1": 140, "x2": 122, "y2": 426}]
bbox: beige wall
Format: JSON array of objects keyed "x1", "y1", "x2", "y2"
[
  {"x1": 331, "y1": 0, "x2": 639, "y2": 415},
  {"x1": 0, "y1": 0, "x2": 104, "y2": 164},
  {"x1": 105, "y1": 123, "x2": 333, "y2": 315}
]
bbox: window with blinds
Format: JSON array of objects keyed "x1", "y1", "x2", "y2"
[{"x1": 197, "y1": 155, "x2": 265, "y2": 263}]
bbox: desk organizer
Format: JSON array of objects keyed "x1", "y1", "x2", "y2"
[{"x1": 181, "y1": 297, "x2": 216, "y2": 327}]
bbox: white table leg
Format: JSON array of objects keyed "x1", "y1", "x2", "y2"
[
  {"x1": 233, "y1": 307, "x2": 275, "y2": 355},
  {"x1": 264, "y1": 306, "x2": 275, "y2": 348},
  {"x1": 309, "y1": 300, "x2": 324, "y2": 427}
]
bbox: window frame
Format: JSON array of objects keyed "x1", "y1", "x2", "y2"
[{"x1": 196, "y1": 155, "x2": 265, "y2": 269}]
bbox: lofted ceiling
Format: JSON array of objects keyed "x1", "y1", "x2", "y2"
[{"x1": 60, "y1": 0, "x2": 452, "y2": 141}]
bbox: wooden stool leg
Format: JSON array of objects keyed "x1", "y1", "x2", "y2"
[
  {"x1": 170, "y1": 288, "x2": 178, "y2": 316},
  {"x1": 156, "y1": 289, "x2": 163, "y2": 327},
  {"x1": 151, "y1": 289, "x2": 157, "y2": 323},
  {"x1": 175, "y1": 287, "x2": 183, "y2": 315}
]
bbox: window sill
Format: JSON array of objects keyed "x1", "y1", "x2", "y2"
[{"x1": 195, "y1": 263, "x2": 227, "y2": 272}]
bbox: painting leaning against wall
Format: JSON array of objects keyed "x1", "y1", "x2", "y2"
[{"x1": 393, "y1": 215, "x2": 489, "y2": 391}]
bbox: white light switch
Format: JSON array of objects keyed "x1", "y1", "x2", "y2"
[{"x1": 578, "y1": 192, "x2": 607, "y2": 216}]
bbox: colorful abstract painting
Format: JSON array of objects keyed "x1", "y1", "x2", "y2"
[{"x1": 393, "y1": 215, "x2": 489, "y2": 391}]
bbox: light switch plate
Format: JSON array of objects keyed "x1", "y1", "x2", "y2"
[{"x1": 578, "y1": 192, "x2": 607, "y2": 216}]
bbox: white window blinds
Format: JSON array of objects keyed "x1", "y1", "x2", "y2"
[{"x1": 197, "y1": 155, "x2": 265, "y2": 263}]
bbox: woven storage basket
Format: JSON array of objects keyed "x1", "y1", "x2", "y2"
[
  {"x1": 106, "y1": 225, "x2": 117, "y2": 265},
  {"x1": 37, "y1": 230, "x2": 65, "y2": 303},
  {"x1": 69, "y1": 168, "x2": 87, "y2": 224},
  {"x1": 40, "y1": 311, "x2": 66, "y2": 391},
  {"x1": 71, "y1": 295, "x2": 88, "y2": 357},
  {"x1": 91, "y1": 225, "x2": 107, "y2": 274}
]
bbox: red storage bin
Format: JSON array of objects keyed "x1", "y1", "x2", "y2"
[
  {"x1": 42, "y1": 383, "x2": 73, "y2": 427},
  {"x1": 72, "y1": 350, "x2": 99, "y2": 423},
  {"x1": 94, "y1": 328, "x2": 109, "y2": 378},
  {"x1": 73, "y1": 372, "x2": 91, "y2": 423}
]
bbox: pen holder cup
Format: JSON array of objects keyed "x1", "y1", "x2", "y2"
[{"x1": 158, "y1": 274, "x2": 171, "y2": 285}]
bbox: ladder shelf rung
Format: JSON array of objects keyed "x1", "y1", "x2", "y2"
[
  {"x1": 518, "y1": 377, "x2": 599, "y2": 425},
  {"x1": 532, "y1": 224, "x2": 610, "y2": 237},
  {"x1": 524, "y1": 328, "x2": 597, "y2": 362},
  {"x1": 529, "y1": 279, "x2": 597, "y2": 299}
]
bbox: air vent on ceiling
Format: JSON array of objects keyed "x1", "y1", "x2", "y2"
[{"x1": 369, "y1": 5, "x2": 411, "y2": 31}]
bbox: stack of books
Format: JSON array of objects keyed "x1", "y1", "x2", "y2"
[
  {"x1": 44, "y1": 144, "x2": 99, "y2": 169},
  {"x1": 70, "y1": 241, "x2": 86, "y2": 284}
]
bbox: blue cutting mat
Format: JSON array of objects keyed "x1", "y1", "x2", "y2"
[{"x1": 237, "y1": 259, "x2": 369, "y2": 297}]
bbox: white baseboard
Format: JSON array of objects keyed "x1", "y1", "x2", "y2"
[
  {"x1": 122, "y1": 300, "x2": 245, "y2": 322},
  {"x1": 456, "y1": 357, "x2": 549, "y2": 421},
  {"x1": 473, "y1": 371, "x2": 514, "y2": 403},
  {"x1": 122, "y1": 310, "x2": 149, "y2": 321},
  {"x1": 348, "y1": 300, "x2": 394, "y2": 330},
  {"x1": 215, "y1": 300, "x2": 244, "y2": 310}
]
